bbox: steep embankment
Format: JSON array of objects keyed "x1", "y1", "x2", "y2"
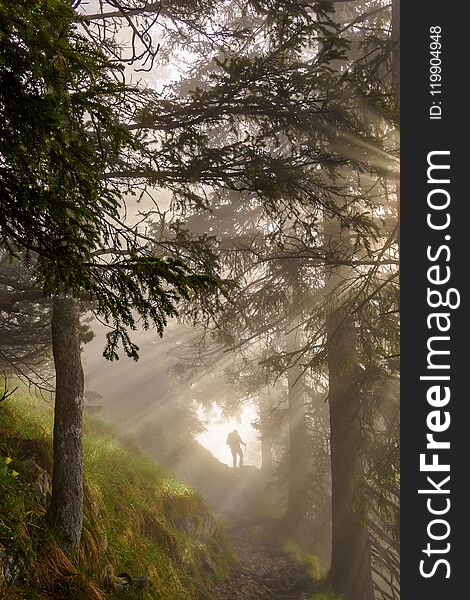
[{"x1": 0, "y1": 389, "x2": 231, "y2": 600}]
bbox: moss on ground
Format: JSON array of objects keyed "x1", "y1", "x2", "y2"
[{"x1": 0, "y1": 386, "x2": 231, "y2": 599}]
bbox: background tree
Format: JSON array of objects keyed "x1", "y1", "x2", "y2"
[{"x1": 0, "y1": 254, "x2": 51, "y2": 385}]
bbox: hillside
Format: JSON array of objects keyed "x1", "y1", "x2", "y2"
[
  {"x1": 132, "y1": 411, "x2": 331, "y2": 600},
  {"x1": 0, "y1": 388, "x2": 231, "y2": 600}
]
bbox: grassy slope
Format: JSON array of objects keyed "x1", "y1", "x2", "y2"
[{"x1": 0, "y1": 388, "x2": 231, "y2": 600}]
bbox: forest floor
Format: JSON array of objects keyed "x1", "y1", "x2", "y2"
[
  {"x1": 211, "y1": 522, "x2": 320, "y2": 600},
  {"x1": 194, "y1": 466, "x2": 322, "y2": 600},
  {"x1": 134, "y1": 426, "x2": 331, "y2": 600}
]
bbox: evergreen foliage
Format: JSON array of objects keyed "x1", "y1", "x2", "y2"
[{"x1": 0, "y1": 0, "x2": 220, "y2": 361}]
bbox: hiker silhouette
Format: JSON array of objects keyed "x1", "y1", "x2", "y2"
[{"x1": 226, "y1": 429, "x2": 246, "y2": 468}]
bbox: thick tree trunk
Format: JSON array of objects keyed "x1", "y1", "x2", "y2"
[
  {"x1": 285, "y1": 327, "x2": 309, "y2": 532},
  {"x1": 327, "y1": 307, "x2": 374, "y2": 600},
  {"x1": 48, "y1": 297, "x2": 84, "y2": 553}
]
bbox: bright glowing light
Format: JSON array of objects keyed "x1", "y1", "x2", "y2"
[{"x1": 196, "y1": 404, "x2": 261, "y2": 468}]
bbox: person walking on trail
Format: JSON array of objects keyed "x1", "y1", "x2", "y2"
[{"x1": 226, "y1": 429, "x2": 246, "y2": 468}]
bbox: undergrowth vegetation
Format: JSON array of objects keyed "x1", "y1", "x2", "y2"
[
  {"x1": 282, "y1": 541, "x2": 325, "y2": 582},
  {"x1": 0, "y1": 387, "x2": 231, "y2": 599},
  {"x1": 308, "y1": 590, "x2": 343, "y2": 600}
]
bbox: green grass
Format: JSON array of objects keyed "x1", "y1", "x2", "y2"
[
  {"x1": 308, "y1": 590, "x2": 343, "y2": 600},
  {"x1": 0, "y1": 386, "x2": 231, "y2": 599},
  {"x1": 282, "y1": 540, "x2": 325, "y2": 581},
  {"x1": 280, "y1": 543, "x2": 344, "y2": 600}
]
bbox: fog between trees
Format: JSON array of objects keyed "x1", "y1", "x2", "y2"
[{"x1": 0, "y1": 2, "x2": 399, "y2": 599}]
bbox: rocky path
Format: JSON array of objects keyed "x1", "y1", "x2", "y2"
[
  {"x1": 163, "y1": 449, "x2": 321, "y2": 600},
  {"x1": 193, "y1": 467, "x2": 320, "y2": 600},
  {"x1": 212, "y1": 523, "x2": 319, "y2": 600}
]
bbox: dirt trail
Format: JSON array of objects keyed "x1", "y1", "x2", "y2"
[
  {"x1": 195, "y1": 466, "x2": 320, "y2": 600},
  {"x1": 211, "y1": 523, "x2": 319, "y2": 600},
  {"x1": 141, "y1": 440, "x2": 320, "y2": 599}
]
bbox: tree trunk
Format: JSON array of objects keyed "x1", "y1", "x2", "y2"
[
  {"x1": 48, "y1": 297, "x2": 84, "y2": 553},
  {"x1": 327, "y1": 307, "x2": 374, "y2": 600},
  {"x1": 284, "y1": 326, "x2": 309, "y2": 532}
]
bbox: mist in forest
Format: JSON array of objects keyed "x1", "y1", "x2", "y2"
[
  {"x1": 83, "y1": 319, "x2": 262, "y2": 468},
  {"x1": 0, "y1": 2, "x2": 400, "y2": 600}
]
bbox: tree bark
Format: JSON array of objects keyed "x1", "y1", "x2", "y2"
[
  {"x1": 327, "y1": 307, "x2": 374, "y2": 600},
  {"x1": 284, "y1": 326, "x2": 309, "y2": 533},
  {"x1": 322, "y1": 143, "x2": 374, "y2": 595},
  {"x1": 48, "y1": 297, "x2": 84, "y2": 553}
]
